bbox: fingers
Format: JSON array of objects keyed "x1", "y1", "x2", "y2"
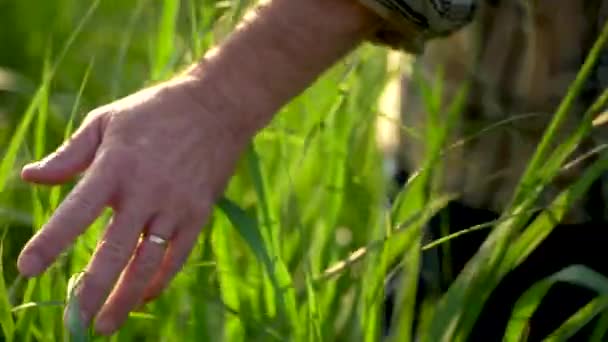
[
  {"x1": 70, "y1": 202, "x2": 151, "y2": 327},
  {"x1": 94, "y1": 214, "x2": 176, "y2": 335},
  {"x1": 17, "y1": 163, "x2": 114, "y2": 277},
  {"x1": 22, "y1": 113, "x2": 104, "y2": 185},
  {"x1": 141, "y1": 219, "x2": 205, "y2": 303}
]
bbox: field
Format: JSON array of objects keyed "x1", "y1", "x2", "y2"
[{"x1": 1, "y1": 1, "x2": 608, "y2": 341}]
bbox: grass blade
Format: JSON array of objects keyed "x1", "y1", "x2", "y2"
[
  {"x1": 65, "y1": 272, "x2": 89, "y2": 342},
  {"x1": 0, "y1": 88, "x2": 44, "y2": 193},
  {"x1": 590, "y1": 310, "x2": 608, "y2": 341},
  {"x1": 512, "y1": 19, "x2": 608, "y2": 205},
  {"x1": 504, "y1": 265, "x2": 608, "y2": 341},
  {"x1": 245, "y1": 146, "x2": 299, "y2": 330},
  {"x1": 152, "y1": 0, "x2": 180, "y2": 80},
  {"x1": 503, "y1": 156, "x2": 608, "y2": 271},
  {"x1": 0, "y1": 235, "x2": 15, "y2": 342},
  {"x1": 545, "y1": 296, "x2": 608, "y2": 341},
  {"x1": 211, "y1": 213, "x2": 245, "y2": 341}
]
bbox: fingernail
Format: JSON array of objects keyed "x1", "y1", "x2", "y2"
[
  {"x1": 17, "y1": 253, "x2": 44, "y2": 277},
  {"x1": 95, "y1": 318, "x2": 115, "y2": 335}
]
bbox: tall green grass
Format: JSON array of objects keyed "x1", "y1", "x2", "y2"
[{"x1": 1, "y1": 0, "x2": 608, "y2": 341}]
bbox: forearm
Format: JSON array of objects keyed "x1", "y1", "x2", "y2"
[{"x1": 185, "y1": 0, "x2": 381, "y2": 136}]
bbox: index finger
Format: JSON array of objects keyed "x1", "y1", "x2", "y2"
[{"x1": 18, "y1": 162, "x2": 115, "y2": 277}]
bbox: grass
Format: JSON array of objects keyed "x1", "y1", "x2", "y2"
[{"x1": 1, "y1": 0, "x2": 608, "y2": 341}]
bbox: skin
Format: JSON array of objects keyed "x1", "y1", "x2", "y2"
[{"x1": 17, "y1": 0, "x2": 384, "y2": 336}]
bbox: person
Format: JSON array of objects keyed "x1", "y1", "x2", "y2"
[
  {"x1": 14, "y1": 0, "x2": 607, "y2": 338},
  {"x1": 388, "y1": 0, "x2": 608, "y2": 340}
]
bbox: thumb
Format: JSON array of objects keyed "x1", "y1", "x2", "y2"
[{"x1": 22, "y1": 114, "x2": 104, "y2": 184}]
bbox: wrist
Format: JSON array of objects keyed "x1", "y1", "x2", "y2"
[
  {"x1": 183, "y1": 0, "x2": 380, "y2": 136},
  {"x1": 167, "y1": 73, "x2": 258, "y2": 150}
]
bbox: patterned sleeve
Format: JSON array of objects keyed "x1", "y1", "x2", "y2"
[{"x1": 358, "y1": 0, "x2": 478, "y2": 53}]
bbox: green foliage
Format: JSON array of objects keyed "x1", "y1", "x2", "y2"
[
  {"x1": 505, "y1": 265, "x2": 608, "y2": 341},
  {"x1": 1, "y1": 0, "x2": 608, "y2": 341}
]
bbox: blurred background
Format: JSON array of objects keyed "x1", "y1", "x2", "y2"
[{"x1": 4, "y1": 1, "x2": 608, "y2": 341}]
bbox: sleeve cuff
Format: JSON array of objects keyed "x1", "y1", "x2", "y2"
[{"x1": 358, "y1": 0, "x2": 476, "y2": 53}]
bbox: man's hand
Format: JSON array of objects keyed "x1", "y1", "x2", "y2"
[
  {"x1": 16, "y1": 0, "x2": 380, "y2": 336},
  {"x1": 18, "y1": 76, "x2": 248, "y2": 334}
]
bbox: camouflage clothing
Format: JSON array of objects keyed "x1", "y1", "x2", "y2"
[
  {"x1": 359, "y1": 0, "x2": 477, "y2": 52},
  {"x1": 361, "y1": 0, "x2": 608, "y2": 222}
]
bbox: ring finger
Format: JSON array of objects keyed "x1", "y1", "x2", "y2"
[{"x1": 94, "y1": 212, "x2": 176, "y2": 335}]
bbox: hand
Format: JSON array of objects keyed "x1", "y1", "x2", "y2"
[
  {"x1": 17, "y1": 75, "x2": 250, "y2": 335},
  {"x1": 16, "y1": 0, "x2": 377, "y2": 334}
]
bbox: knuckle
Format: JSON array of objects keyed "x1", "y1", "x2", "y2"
[
  {"x1": 59, "y1": 193, "x2": 98, "y2": 222},
  {"x1": 74, "y1": 194, "x2": 98, "y2": 213},
  {"x1": 87, "y1": 106, "x2": 109, "y2": 120},
  {"x1": 52, "y1": 142, "x2": 71, "y2": 158},
  {"x1": 83, "y1": 108, "x2": 112, "y2": 134},
  {"x1": 169, "y1": 188, "x2": 210, "y2": 217},
  {"x1": 94, "y1": 146, "x2": 137, "y2": 178},
  {"x1": 167, "y1": 197, "x2": 193, "y2": 219},
  {"x1": 133, "y1": 250, "x2": 161, "y2": 277},
  {"x1": 189, "y1": 197, "x2": 212, "y2": 218},
  {"x1": 97, "y1": 239, "x2": 132, "y2": 265}
]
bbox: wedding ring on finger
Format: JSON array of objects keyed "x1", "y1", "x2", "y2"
[{"x1": 144, "y1": 234, "x2": 168, "y2": 247}]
